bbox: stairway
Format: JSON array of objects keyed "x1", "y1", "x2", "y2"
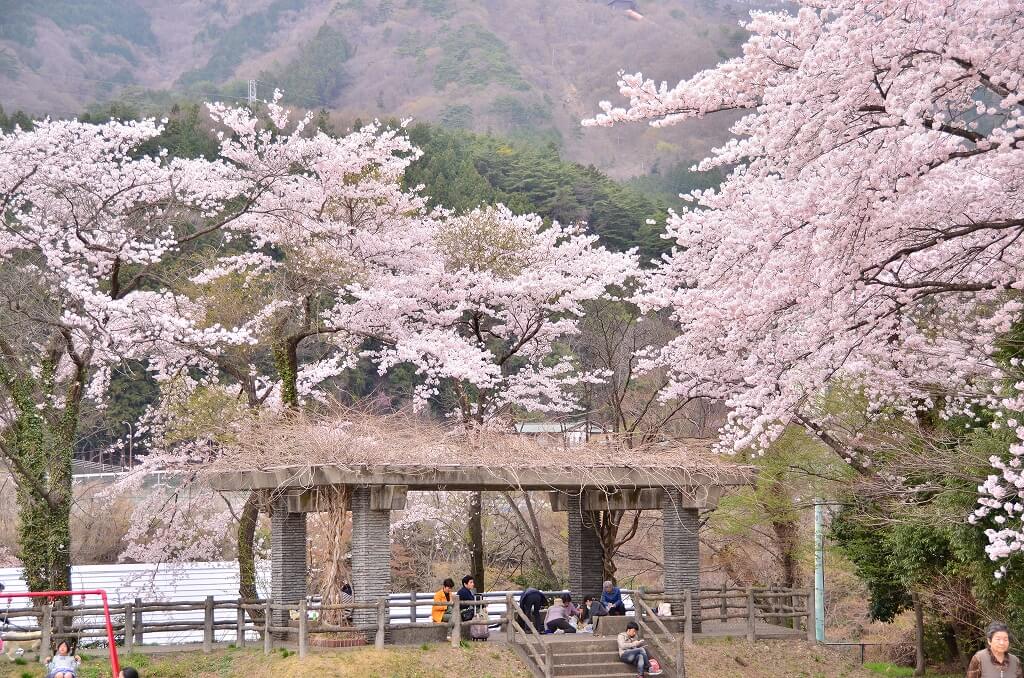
[{"x1": 544, "y1": 636, "x2": 677, "y2": 678}]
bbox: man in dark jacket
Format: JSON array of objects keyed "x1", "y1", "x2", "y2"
[
  {"x1": 456, "y1": 575, "x2": 476, "y2": 622},
  {"x1": 519, "y1": 587, "x2": 547, "y2": 632}
]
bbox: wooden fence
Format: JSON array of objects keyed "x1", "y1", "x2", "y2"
[
  {"x1": 0, "y1": 586, "x2": 813, "y2": 661},
  {"x1": 637, "y1": 585, "x2": 816, "y2": 644}
]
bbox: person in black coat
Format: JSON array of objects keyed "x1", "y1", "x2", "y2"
[
  {"x1": 456, "y1": 575, "x2": 477, "y2": 621},
  {"x1": 519, "y1": 587, "x2": 547, "y2": 632}
]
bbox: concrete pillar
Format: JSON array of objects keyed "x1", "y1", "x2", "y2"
[
  {"x1": 567, "y1": 494, "x2": 605, "y2": 601},
  {"x1": 271, "y1": 497, "x2": 307, "y2": 638},
  {"x1": 663, "y1": 488, "x2": 701, "y2": 632},
  {"x1": 350, "y1": 487, "x2": 391, "y2": 628}
]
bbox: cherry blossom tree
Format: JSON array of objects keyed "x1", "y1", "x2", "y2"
[
  {"x1": 119, "y1": 100, "x2": 439, "y2": 607},
  {"x1": 367, "y1": 204, "x2": 639, "y2": 588},
  {"x1": 585, "y1": 1, "x2": 1023, "y2": 565},
  {"x1": 0, "y1": 116, "x2": 253, "y2": 592}
]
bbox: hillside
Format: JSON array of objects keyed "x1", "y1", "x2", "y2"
[{"x1": 0, "y1": 0, "x2": 782, "y2": 176}]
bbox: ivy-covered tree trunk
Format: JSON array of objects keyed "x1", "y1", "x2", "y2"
[{"x1": 1, "y1": 353, "x2": 82, "y2": 596}]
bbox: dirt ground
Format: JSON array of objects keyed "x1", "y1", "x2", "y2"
[{"x1": 0, "y1": 640, "x2": 955, "y2": 678}]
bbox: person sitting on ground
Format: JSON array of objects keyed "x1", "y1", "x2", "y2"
[
  {"x1": 602, "y1": 580, "x2": 627, "y2": 616},
  {"x1": 45, "y1": 641, "x2": 81, "y2": 678},
  {"x1": 618, "y1": 622, "x2": 661, "y2": 677},
  {"x1": 119, "y1": 669, "x2": 140, "y2": 678},
  {"x1": 967, "y1": 621, "x2": 1022, "y2": 678},
  {"x1": 579, "y1": 596, "x2": 594, "y2": 625},
  {"x1": 545, "y1": 593, "x2": 580, "y2": 634},
  {"x1": 432, "y1": 578, "x2": 456, "y2": 624},
  {"x1": 519, "y1": 586, "x2": 547, "y2": 632},
  {"x1": 456, "y1": 575, "x2": 476, "y2": 622}
]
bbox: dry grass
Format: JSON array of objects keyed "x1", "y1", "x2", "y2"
[
  {"x1": 201, "y1": 406, "x2": 750, "y2": 492},
  {"x1": 0, "y1": 645, "x2": 530, "y2": 678},
  {"x1": 0, "y1": 640, "x2": 935, "y2": 678},
  {"x1": 686, "y1": 639, "x2": 906, "y2": 678}
]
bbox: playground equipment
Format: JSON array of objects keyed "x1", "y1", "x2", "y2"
[{"x1": 0, "y1": 589, "x2": 120, "y2": 678}]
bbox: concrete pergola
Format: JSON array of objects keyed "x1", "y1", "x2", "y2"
[{"x1": 209, "y1": 462, "x2": 752, "y2": 633}]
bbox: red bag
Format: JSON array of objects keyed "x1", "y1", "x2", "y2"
[{"x1": 649, "y1": 658, "x2": 663, "y2": 675}]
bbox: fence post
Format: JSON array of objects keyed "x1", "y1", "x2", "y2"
[
  {"x1": 124, "y1": 602, "x2": 134, "y2": 653},
  {"x1": 133, "y1": 597, "x2": 143, "y2": 646},
  {"x1": 745, "y1": 587, "x2": 756, "y2": 643},
  {"x1": 263, "y1": 600, "x2": 273, "y2": 654},
  {"x1": 805, "y1": 592, "x2": 816, "y2": 643},
  {"x1": 39, "y1": 602, "x2": 52, "y2": 662},
  {"x1": 203, "y1": 595, "x2": 214, "y2": 653},
  {"x1": 545, "y1": 642, "x2": 554, "y2": 678},
  {"x1": 683, "y1": 589, "x2": 694, "y2": 647},
  {"x1": 375, "y1": 597, "x2": 386, "y2": 650},
  {"x1": 409, "y1": 591, "x2": 417, "y2": 624},
  {"x1": 505, "y1": 593, "x2": 514, "y2": 643},
  {"x1": 720, "y1": 582, "x2": 727, "y2": 622},
  {"x1": 52, "y1": 599, "x2": 62, "y2": 650},
  {"x1": 236, "y1": 598, "x2": 246, "y2": 647},
  {"x1": 450, "y1": 597, "x2": 461, "y2": 647},
  {"x1": 298, "y1": 599, "x2": 308, "y2": 659}
]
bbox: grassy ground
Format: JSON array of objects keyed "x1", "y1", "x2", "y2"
[
  {"x1": 0, "y1": 644, "x2": 531, "y2": 678},
  {"x1": 0, "y1": 641, "x2": 963, "y2": 678}
]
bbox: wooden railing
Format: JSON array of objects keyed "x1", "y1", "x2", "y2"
[
  {"x1": 0, "y1": 586, "x2": 813, "y2": 666},
  {"x1": 506, "y1": 597, "x2": 549, "y2": 677},
  {"x1": 637, "y1": 586, "x2": 815, "y2": 644},
  {"x1": 634, "y1": 595, "x2": 686, "y2": 678},
  {"x1": 0, "y1": 596, "x2": 453, "y2": 660}
]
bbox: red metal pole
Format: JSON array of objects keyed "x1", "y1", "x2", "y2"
[{"x1": 0, "y1": 589, "x2": 121, "y2": 678}]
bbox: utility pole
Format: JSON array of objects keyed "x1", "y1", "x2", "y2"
[
  {"x1": 814, "y1": 499, "x2": 826, "y2": 642},
  {"x1": 247, "y1": 79, "x2": 257, "y2": 107}
]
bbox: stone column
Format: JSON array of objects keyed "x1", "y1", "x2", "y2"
[
  {"x1": 567, "y1": 494, "x2": 605, "y2": 601},
  {"x1": 350, "y1": 486, "x2": 391, "y2": 628},
  {"x1": 663, "y1": 487, "x2": 701, "y2": 632},
  {"x1": 271, "y1": 496, "x2": 307, "y2": 638}
]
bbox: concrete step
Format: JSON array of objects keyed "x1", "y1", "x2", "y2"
[
  {"x1": 547, "y1": 638, "x2": 619, "y2": 650},
  {"x1": 552, "y1": 650, "x2": 622, "y2": 665},
  {"x1": 552, "y1": 661, "x2": 643, "y2": 676}
]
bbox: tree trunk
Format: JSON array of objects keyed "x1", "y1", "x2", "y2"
[
  {"x1": 273, "y1": 339, "x2": 301, "y2": 409},
  {"x1": 913, "y1": 592, "x2": 926, "y2": 676},
  {"x1": 237, "y1": 491, "x2": 263, "y2": 624},
  {"x1": 500, "y1": 491, "x2": 557, "y2": 585},
  {"x1": 469, "y1": 491, "x2": 485, "y2": 592},
  {"x1": 4, "y1": 365, "x2": 76, "y2": 598},
  {"x1": 766, "y1": 479, "x2": 800, "y2": 587},
  {"x1": 597, "y1": 510, "x2": 621, "y2": 583},
  {"x1": 319, "y1": 487, "x2": 351, "y2": 625}
]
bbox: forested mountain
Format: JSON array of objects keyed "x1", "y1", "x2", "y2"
[{"x1": 0, "y1": 0, "x2": 781, "y2": 176}]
